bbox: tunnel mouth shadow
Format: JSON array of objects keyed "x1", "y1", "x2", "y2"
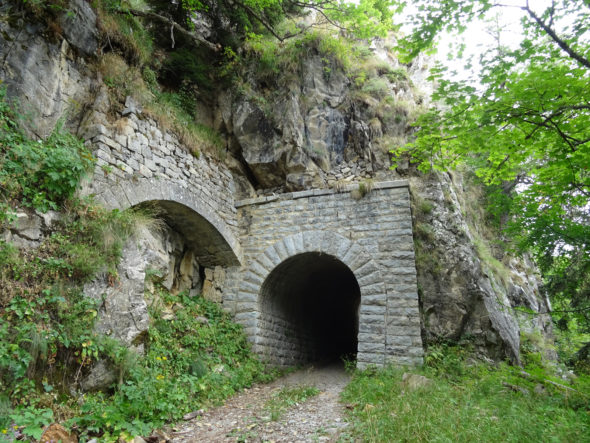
[
  {"x1": 259, "y1": 252, "x2": 361, "y2": 366},
  {"x1": 134, "y1": 199, "x2": 240, "y2": 267}
]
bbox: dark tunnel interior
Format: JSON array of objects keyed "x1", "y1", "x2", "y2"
[{"x1": 260, "y1": 252, "x2": 361, "y2": 363}]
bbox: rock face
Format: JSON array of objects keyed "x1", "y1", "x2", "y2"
[
  {"x1": 220, "y1": 54, "x2": 368, "y2": 192},
  {"x1": 83, "y1": 224, "x2": 213, "y2": 352},
  {"x1": 0, "y1": 0, "x2": 96, "y2": 138},
  {"x1": 58, "y1": 0, "x2": 99, "y2": 57},
  {"x1": 80, "y1": 223, "x2": 226, "y2": 390},
  {"x1": 1, "y1": 209, "x2": 60, "y2": 249},
  {"x1": 218, "y1": 36, "x2": 427, "y2": 196},
  {"x1": 407, "y1": 173, "x2": 553, "y2": 362}
]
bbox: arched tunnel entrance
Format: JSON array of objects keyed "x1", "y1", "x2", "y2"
[{"x1": 259, "y1": 252, "x2": 361, "y2": 366}]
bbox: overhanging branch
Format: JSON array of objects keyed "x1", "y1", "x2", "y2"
[
  {"x1": 119, "y1": 9, "x2": 220, "y2": 51},
  {"x1": 523, "y1": 1, "x2": 590, "y2": 69}
]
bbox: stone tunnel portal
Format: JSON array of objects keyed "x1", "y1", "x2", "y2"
[{"x1": 259, "y1": 252, "x2": 361, "y2": 366}]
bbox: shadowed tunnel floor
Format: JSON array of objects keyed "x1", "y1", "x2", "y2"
[{"x1": 260, "y1": 252, "x2": 361, "y2": 363}]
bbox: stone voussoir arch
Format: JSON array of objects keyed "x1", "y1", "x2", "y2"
[
  {"x1": 237, "y1": 230, "x2": 388, "y2": 365},
  {"x1": 89, "y1": 178, "x2": 243, "y2": 267}
]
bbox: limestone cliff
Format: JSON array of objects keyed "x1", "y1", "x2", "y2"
[{"x1": 0, "y1": 0, "x2": 552, "y2": 366}]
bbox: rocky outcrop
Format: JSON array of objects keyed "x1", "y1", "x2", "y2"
[
  {"x1": 80, "y1": 222, "x2": 227, "y2": 390},
  {"x1": 0, "y1": 0, "x2": 97, "y2": 138},
  {"x1": 218, "y1": 54, "x2": 363, "y2": 192},
  {"x1": 83, "y1": 222, "x2": 228, "y2": 352},
  {"x1": 1, "y1": 209, "x2": 61, "y2": 249},
  {"x1": 408, "y1": 172, "x2": 552, "y2": 362},
  {"x1": 218, "y1": 35, "x2": 427, "y2": 197}
]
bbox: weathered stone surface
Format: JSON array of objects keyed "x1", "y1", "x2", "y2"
[
  {"x1": 409, "y1": 172, "x2": 551, "y2": 364},
  {"x1": 10, "y1": 211, "x2": 42, "y2": 241},
  {"x1": 83, "y1": 233, "x2": 152, "y2": 350},
  {"x1": 58, "y1": 0, "x2": 98, "y2": 56},
  {"x1": 0, "y1": 2, "x2": 95, "y2": 137},
  {"x1": 223, "y1": 54, "x2": 381, "y2": 190},
  {"x1": 401, "y1": 373, "x2": 432, "y2": 390},
  {"x1": 80, "y1": 360, "x2": 117, "y2": 392},
  {"x1": 0, "y1": 209, "x2": 62, "y2": 249},
  {"x1": 40, "y1": 423, "x2": 78, "y2": 443}
]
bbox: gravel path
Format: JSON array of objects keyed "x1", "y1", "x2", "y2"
[{"x1": 170, "y1": 362, "x2": 351, "y2": 442}]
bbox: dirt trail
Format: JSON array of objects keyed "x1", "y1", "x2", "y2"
[{"x1": 170, "y1": 362, "x2": 351, "y2": 442}]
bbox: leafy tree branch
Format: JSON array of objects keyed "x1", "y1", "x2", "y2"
[{"x1": 394, "y1": 0, "x2": 590, "y2": 336}]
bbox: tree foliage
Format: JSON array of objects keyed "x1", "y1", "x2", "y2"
[
  {"x1": 113, "y1": 0, "x2": 401, "y2": 49},
  {"x1": 393, "y1": 0, "x2": 590, "y2": 334}
]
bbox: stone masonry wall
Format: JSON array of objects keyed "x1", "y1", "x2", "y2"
[
  {"x1": 257, "y1": 314, "x2": 317, "y2": 366},
  {"x1": 80, "y1": 109, "x2": 242, "y2": 266},
  {"x1": 226, "y1": 181, "x2": 423, "y2": 368}
]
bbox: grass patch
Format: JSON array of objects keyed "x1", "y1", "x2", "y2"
[
  {"x1": 264, "y1": 385, "x2": 320, "y2": 421},
  {"x1": 341, "y1": 346, "x2": 590, "y2": 442},
  {"x1": 472, "y1": 231, "x2": 511, "y2": 288},
  {"x1": 361, "y1": 77, "x2": 390, "y2": 98},
  {"x1": 241, "y1": 28, "x2": 373, "y2": 91},
  {"x1": 351, "y1": 180, "x2": 374, "y2": 200},
  {"x1": 95, "y1": 0, "x2": 154, "y2": 66}
]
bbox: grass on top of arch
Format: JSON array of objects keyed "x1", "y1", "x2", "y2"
[{"x1": 340, "y1": 345, "x2": 590, "y2": 442}]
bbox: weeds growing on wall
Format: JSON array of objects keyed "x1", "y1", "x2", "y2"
[{"x1": 341, "y1": 344, "x2": 590, "y2": 442}]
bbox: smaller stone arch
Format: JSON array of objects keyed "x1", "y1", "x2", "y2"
[
  {"x1": 86, "y1": 178, "x2": 242, "y2": 267},
  {"x1": 237, "y1": 231, "x2": 388, "y2": 367}
]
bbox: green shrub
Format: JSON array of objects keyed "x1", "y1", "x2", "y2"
[
  {"x1": 71, "y1": 289, "x2": 276, "y2": 440},
  {"x1": 0, "y1": 88, "x2": 94, "y2": 212},
  {"x1": 361, "y1": 77, "x2": 390, "y2": 97},
  {"x1": 9, "y1": 406, "x2": 54, "y2": 441}
]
